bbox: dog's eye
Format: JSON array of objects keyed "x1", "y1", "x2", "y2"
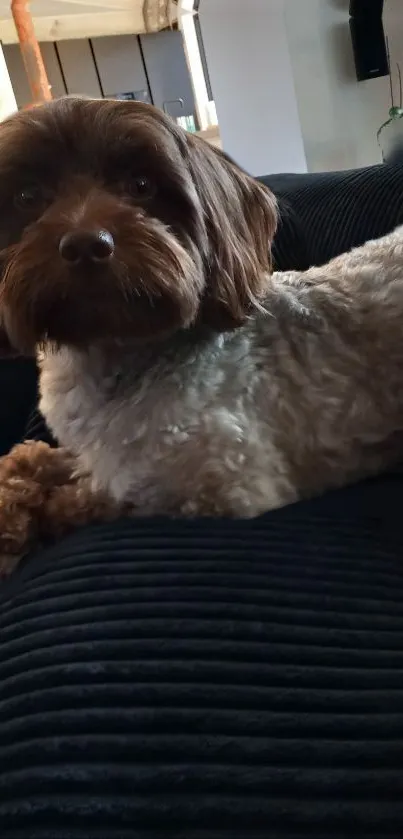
[
  {"x1": 14, "y1": 185, "x2": 44, "y2": 211},
  {"x1": 130, "y1": 176, "x2": 155, "y2": 201}
]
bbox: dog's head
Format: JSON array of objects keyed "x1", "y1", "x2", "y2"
[{"x1": 0, "y1": 97, "x2": 277, "y2": 354}]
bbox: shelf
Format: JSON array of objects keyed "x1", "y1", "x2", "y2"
[{"x1": 0, "y1": 0, "x2": 177, "y2": 44}]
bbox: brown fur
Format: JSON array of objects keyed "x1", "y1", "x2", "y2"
[{"x1": 0, "y1": 97, "x2": 276, "y2": 353}]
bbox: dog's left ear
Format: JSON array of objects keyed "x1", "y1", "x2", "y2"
[
  {"x1": 0, "y1": 292, "x2": 13, "y2": 356},
  {"x1": 185, "y1": 134, "x2": 278, "y2": 328}
]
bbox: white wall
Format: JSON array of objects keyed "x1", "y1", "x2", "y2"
[
  {"x1": 200, "y1": 0, "x2": 403, "y2": 174},
  {"x1": 0, "y1": 44, "x2": 17, "y2": 122},
  {"x1": 199, "y1": 0, "x2": 307, "y2": 176},
  {"x1": 284, "y1": 0, "x2": 403, "y2": 172}
]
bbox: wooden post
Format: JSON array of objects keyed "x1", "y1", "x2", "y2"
[{"x1": 11, "y1": 0, "x2": 51, "y2": 104}]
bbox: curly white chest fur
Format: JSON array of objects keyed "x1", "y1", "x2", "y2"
[{"x1": 39, "y1": 334, "x2": 295, "y2": 517}]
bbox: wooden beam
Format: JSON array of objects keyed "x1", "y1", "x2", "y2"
[
  {"x1": 50, "y1": 0, "x2": 137, "y2": 9},
  {"x1": 0, "y1": 7, "x2": 177, "y2": 43}
]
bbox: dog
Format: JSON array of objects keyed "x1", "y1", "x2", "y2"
[{"x1": 1, "y1": 95, "x2": 403, "y2": 577}]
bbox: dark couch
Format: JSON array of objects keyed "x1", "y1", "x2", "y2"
[{"x1": 1, "y1": 162, "x2": 403, "y2": 838}]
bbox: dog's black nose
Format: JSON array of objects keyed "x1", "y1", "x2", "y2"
[{"x1": 59, "y1": 230, "x2": 115, "y2": 264}]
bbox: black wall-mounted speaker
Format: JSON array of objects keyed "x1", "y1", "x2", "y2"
[
  {"x1": 349, "y1": 0, "x2": 384, "y2": 17},
  {"x1": 349, "y1": 14, "x2": 389, "y2": 81}
]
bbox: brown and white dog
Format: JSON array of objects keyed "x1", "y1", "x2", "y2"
[{"x1": 0, "y1": 95, "x2": 403, "y2": 575}]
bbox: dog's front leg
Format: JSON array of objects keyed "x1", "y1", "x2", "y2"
[{"x1": 0, "y1": 441, "x2": 119, "y2": 578}]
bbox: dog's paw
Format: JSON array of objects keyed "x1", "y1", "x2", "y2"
[
  {"x1": 0, "y1": 440, "x2": 77, "y2": 488},
  {"x1": 0, "y1": 441, "x2": 79, "y2": 579}
]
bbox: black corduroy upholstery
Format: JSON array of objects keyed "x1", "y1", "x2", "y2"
[
  {"x1": 262, "y1": 162, "x2": 403, "y2": 270},
  {"x1": 1, "y1": 495, "x2": 403, "y2": 839}
]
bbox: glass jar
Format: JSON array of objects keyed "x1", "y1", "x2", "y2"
[{"x1": 378, "y1": 107, "x2": 403, "y2": 163}]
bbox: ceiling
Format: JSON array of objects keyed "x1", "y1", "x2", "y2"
[{"x1": 0, "y1": 0, "x2": 179, "y2": 44}]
